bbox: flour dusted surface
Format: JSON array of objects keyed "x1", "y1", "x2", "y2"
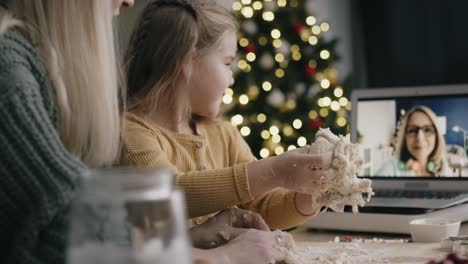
[{"x1": 284, "y1": 242, "x2": 445, "y2": 264}]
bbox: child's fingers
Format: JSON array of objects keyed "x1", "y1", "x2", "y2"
[
  {"x1": 216, "y1": 226, "x2": 249, "y2": 242},
  {"x1": 230, "y1": 208, "x2": 270, "y2": 231},
  {"x1": 294, "y1": 151, "x2": 334, "y2": 168},
  {"x1": 306, "y1": 169, "x2": 335, "y2": 182}
]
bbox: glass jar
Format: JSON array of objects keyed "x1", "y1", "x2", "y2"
[{"x1": 67, "y1": 168, "x2": 192, "y2": 264}]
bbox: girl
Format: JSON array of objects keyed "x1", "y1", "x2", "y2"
[{"x1": 122, "y1": 0, "x2": 335, "y2": 231}]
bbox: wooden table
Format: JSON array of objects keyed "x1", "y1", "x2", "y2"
[{"x1": 287, "y1": 223, "x2": 468, "y2": 263}]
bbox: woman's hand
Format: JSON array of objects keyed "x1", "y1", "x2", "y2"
[
  {"x1": 190, "y1": 208, "x2": 270, "y2": 249},
  {"x1": 248, "y1": 146, "x2": 335, "y2": 196}
]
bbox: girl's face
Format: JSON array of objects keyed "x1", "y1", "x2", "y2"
[
  {"x1": 190, "y1": 30, "x2": 237, "y2": 118},
  {"x1": 405, "y1": 111, "x2": 437, "y2": 162},
  {"x1": 112, "y1": 0, "x2": 134, "y2": 15}
]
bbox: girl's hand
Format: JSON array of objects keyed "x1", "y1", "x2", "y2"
[
  {"x1": 212, "y1": 229, "x2": 294, "y2": 264},
  {"x1": 190, "y1": 208, "x2": 269, "y2": 249},
  {"x1": 272, "y1": 146, "x2": 335, "y2": 193},
  {"x1": 248, "y1": 146, "x2": 335, "y2": 196},
  {"x1": 294, "y1": 189, "x2": 338, "y2": 216}
]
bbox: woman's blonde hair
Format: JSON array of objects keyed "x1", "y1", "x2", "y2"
[
  {"x1": 0, "y1": 1, "x2": 122, "y2": 167},
  {"x1": 125, "y1": 0, "x2": 237, "y2": 119},
  {"x1": 395, "y1": 105, "x2": 448, "y2": 174}
]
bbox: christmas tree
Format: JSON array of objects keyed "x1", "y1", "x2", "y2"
[{"x1": 222, "y1": 0, "x2": 352, "y2": 159}]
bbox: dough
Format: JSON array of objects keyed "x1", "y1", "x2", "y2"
[{"x1": 308, "y1": 128, "x2": 373, "y2": 213}]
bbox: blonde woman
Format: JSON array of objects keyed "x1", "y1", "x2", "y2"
[
  {"x1": 122, "y1": 0, "x2": 335, "y2": 234},
  {"x1": 0, "y1": 1, "x2": 295, "y2": 263},
  {"x1": 376, "y1": 105, "x2": 452, "y2": 177},
  {"x1": 0, "y1": 0, "x2": 130, "y2": 263}
]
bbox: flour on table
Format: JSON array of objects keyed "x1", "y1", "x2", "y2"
[
  {"x1": 282, "y1": 241, "x2": 445, "y2": 264},
  {"x1": 308, "y1": 128, "x2": 373, "y2": 213},
  {"x1": 286, "y1": 243, "x2": 389, "y2": 264}
]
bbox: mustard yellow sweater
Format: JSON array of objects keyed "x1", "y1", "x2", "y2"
[{"x1": 121, "y1": 113, "x2": 313, "y2": 229}]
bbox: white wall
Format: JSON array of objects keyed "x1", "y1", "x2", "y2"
[
  {"x1": 357, "y1": 100, "x2": 397, "y2": 175},
  {"x1": 357, "y1": 100, "x2": 396, "y2": 148}
]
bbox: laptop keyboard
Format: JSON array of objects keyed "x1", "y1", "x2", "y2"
[{"x1": 373, "y1": 190, "x2": 466, "y2": 199}]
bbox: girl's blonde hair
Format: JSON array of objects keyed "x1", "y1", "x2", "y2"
[
  {"x1": 195, "y1": 0, "x2": 239, "y2": 55},
  {"x1": 0, "y1": 1, "x2": 122, "y2": 167},
  {"x1": 125, "y1": 0, "x2": 238, "y2": 119},
  {"x1": 395, "y1": 105, "x2": 448, "y2": 174}
]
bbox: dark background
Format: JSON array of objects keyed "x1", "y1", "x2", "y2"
[{"x1": 353, "y1": 0, "x2": 468, "y2": 88}]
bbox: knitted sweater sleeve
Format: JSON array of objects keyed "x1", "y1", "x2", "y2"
[
  {"x1": 122, "y1": 123, "x2": 255, "y2": 218},
  {"x1": 0, "y1": 60, "x2": 85, "y2": 263}
]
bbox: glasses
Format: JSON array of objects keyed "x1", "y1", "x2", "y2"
[{"x1": 405, "y1": 125, "x2": 436, "y2": 137}]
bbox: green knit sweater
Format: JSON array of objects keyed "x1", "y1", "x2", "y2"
[{"x1": 0, "y1": 28, "x2": 86, "y2": 263}]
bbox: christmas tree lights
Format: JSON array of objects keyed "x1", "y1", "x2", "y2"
[{"x1": 223, "y1": 0, "x2": 352, "y2": 158}]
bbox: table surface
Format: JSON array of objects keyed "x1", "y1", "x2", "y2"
[{"x1": 287, "y1": 223, "x2": 468, "y2": 263}]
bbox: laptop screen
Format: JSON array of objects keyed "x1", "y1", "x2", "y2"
[{"x1": 351, "y1": 85, "x2": 468, "y2": 178}]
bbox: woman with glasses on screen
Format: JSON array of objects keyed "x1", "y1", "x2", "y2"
[{"x1": 376, "y1": 105, "x2": 452, "y2": 177}]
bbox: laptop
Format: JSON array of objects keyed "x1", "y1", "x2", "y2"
[
  {"x1": 352, "y1": 84, "x2": 468, "y2": 210},
  {"x1": 302, "y1": 84, "x2": 468, "y2": 234}
]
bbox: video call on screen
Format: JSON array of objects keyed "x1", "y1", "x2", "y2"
[{"x1": 356, "y1": 96, "x2": 468, "y2": 178}]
